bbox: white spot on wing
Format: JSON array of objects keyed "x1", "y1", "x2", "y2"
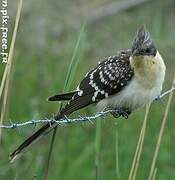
[{"x1": 78, "y1": 90, "x2": 83, "y2": 96}]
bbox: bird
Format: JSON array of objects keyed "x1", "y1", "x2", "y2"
[{"x1": 10, "y1": 25, "x2": 166, "y2": 162}]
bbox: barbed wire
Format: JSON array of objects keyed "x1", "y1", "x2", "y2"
[
  {"x1": 0, "y1": 110, "x2": 115, "y2": 129},
  {"x1": 1, "y1": 86, "x2": 175, "y2": 129}
]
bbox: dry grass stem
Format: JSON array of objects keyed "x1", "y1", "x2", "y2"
[
  {"x1": 152, "y1": 167, "x2": 157, "y2": 180},
  {"x1": 148, "y1": 75, "x2": 175, "y2": 180},
  {"x1": 0, "y1": 0, "x2": 23, "y2": 139},
  {"x1": 129, "y1": 103, "x2": 151, "y2": 180}
]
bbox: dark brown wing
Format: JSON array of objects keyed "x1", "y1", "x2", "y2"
[{"x1": 59, "y1": 49, "x2": 134, "y2": 116}]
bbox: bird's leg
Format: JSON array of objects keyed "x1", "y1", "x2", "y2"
[{"x1": 111, "y1": 107, "x2": 131, "y2": 119}]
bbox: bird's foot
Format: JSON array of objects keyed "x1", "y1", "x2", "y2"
[{"x1": 111, "y1": 108, "x2": 131, "y2": 119}]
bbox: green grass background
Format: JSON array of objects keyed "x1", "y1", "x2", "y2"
[{"x1": 0, "y1": 0, "x2": 175, "y2": 179}]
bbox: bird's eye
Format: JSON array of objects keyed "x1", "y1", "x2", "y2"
[{"x1": 145, "y1": 48, "x2": 151, "y2": 54}]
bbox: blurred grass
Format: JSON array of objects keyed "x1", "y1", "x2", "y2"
[
  {"x1": 115, "y1": 124, "x2": 121, "y2": 179},
  {"x1": 0, "y1": 0, "x2": 23, "y2": 141},
  {"x1": 148, "y1": 76, "x2": 175, "y2": 180},
  {"x1": 95, "y1": 119, "x2": 101, "y2": 180},
  {"x1": 45, "y1": 24, "x2": 85, "y2": 179},
  {"x1": 129, "y1": 104, "x2": 151, "y2": 180},
  {"x1": 0, "y1": 0, "x2": 175, "y2": 179}
]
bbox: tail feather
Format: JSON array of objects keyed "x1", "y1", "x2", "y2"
[
  {"x1": 47, "y1": 91, "x2": 76, "y2": 101},
  {"x1": 10, "y1": 94, "x2": 93, "y2": 162},
  {"x1": 10, "y1": 123, "x2": 51, "y2": 162},
  {"x1": 10, "y1": 114, "x2": 62, "y2": 162}
]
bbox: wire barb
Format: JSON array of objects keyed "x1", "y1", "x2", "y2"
[{"x1": 0, "y1": 88, "x2": 174, "y2": 129}]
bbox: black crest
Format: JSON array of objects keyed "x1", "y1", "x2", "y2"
[{"x1": 131, "y1": 25, "x2": 157, "y2": 56}]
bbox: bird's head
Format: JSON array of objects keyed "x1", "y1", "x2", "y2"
[{"x1": 131, "y1": 25, "x2": 157, "y2": 59}]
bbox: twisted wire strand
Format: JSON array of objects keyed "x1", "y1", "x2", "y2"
[{"x1": 1, "y1": 86, "x2": 174, "y2": 129}]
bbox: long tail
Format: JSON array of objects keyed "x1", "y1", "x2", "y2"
[
  {"x1": 9, "y1": 114, "x2": 62, "y2": 162},
  {"x1": 47, "y1": 91, "x2": 76, "y2": 101},
  {"x1": 10, "y1": 92, "x2": 93, "y2": 162}
]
